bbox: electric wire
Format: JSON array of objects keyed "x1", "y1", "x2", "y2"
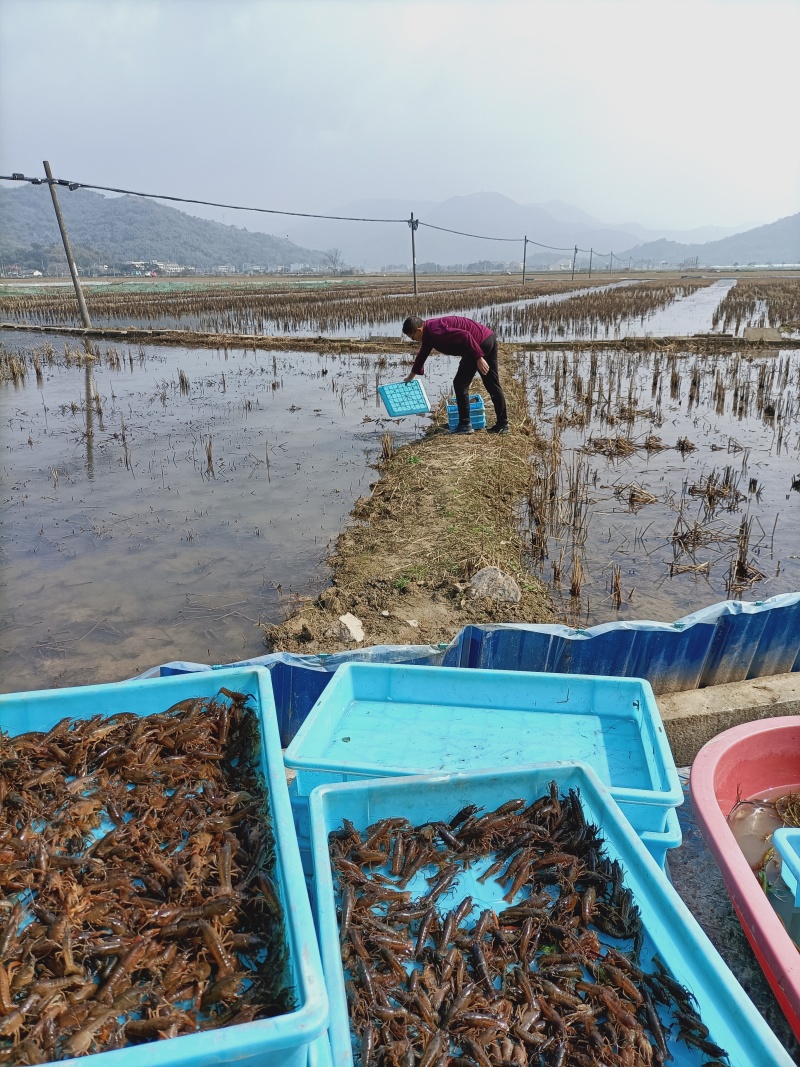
[
  {"x1": 0, "y1": 175, "x2": 407, "y2": 224},
  {"x1": 1, "y1": 172, "x2": 635, "y2": 260}
]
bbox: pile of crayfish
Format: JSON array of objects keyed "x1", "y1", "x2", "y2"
[
  {"x1": 329, "y1": 783, "x2": 727, "y2": 1066},
  {"x1": 0, "y1": 689, "x2": 292, "y2": 1063}
]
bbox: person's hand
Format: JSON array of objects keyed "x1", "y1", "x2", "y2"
[
  {"x1": 404, "y1": 372, "x2": 416, "y2": 383},
  {"x1": 477, "y1": 356, "x2": 489, "y2": 375}
]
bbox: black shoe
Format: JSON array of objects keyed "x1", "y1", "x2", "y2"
[
  {"x1": 451, "y1": 422, "x2": 475, "y2": 435},
  {"x1": 487, "y1": 423, "x2": 509, "y2": 435}
]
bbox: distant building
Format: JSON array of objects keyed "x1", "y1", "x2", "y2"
[{"x1": 217, "y1": 265, "x2": 237, "y2": 275}]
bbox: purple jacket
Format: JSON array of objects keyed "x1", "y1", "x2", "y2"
[{"x1": 410, "y1": 315, "x2": 493, "y2": 376}]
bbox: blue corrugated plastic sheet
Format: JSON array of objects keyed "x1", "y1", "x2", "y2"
[
  {"x1": 445, "y1": 592, "x2": 800, "y2": 692},
  {"x1": 134, "y1": 593, "x2": 800, "y2": 746}
]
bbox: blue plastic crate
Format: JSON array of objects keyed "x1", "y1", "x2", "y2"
[
  {"x1": 377, "y1": 379, "x2": 431, "y2": 417},
  {"x1": 289, "y1": 772, "x2": 680, "y2": 872},
  {"x1": 284, "y1": 663, "x2": 681, "y2": 833},
  {"x1": 290, "y1": 776, "x2": 313, "y2": 848},
  {"x1": 639, "y1": 804, "x2": 682, "y2": 868},
  {"x1": 446, "y1": 392, "x2": 486, "y2": 429},
  {"x1": 308, "y1": 763, "x2": 793, "y2": 1067},
  {"x1": 0, "y1": 669, "x2": 328, "y2": 1067},
  {"x1": 774, "y1": 828, "x2": 800, "y2": 905},
  {"x1": 305, "y1": 1032, "x2": 332, "y2": 1067}
]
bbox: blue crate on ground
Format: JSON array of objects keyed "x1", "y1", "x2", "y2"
[
  {"x1": 305, "y1": 1032, "x2": 332, "y2": 1067},
  {"x1": 284, "y1": 662, "x2": 681, "y2": 833},
  {"x1": 377, "y1": 379, "x2": 431, "y2": 417},
  {"x1": 446, "y1": 393, "x2": 486, "y2": 429},
  {"x1": 308, "y1": 763, "x2": 793, "y2": 1067},
  {"x1": 639, "y1": 805, "x2": 682, "y2": 868},
  {"x1": 0, "y1": 669, "x2": 328, "y2": 1067},
  {"x1": 290, "y1": 776, "x2": 313, "y2": 847},
  {"x1": 774, "y1": 828, "x2": 800, "y2": 905}
]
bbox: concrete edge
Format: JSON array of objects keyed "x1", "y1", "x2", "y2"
[{"x1": 658, "y1": 672, "x2": 800, "y2": 766}]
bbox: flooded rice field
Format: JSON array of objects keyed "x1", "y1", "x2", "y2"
[
  {"x1": 2, "y1": 272, "x2": 799, "y2": 694},
  {"x1": 0, "y1": 331, "x2": 456, "y2": 693},
  {"x1": 5, "y1": 275, "x2": 799, "y2": 341},
  {"x1": 520, "y1": 345, "x2": 800, "y2": 627},
  {"x1": 485, "y1": 277, "x2": 731, "y2": 340}
]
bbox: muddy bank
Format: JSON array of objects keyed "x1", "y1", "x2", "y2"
[
  {"x1": 4, "y1": 320, "x2": 800, "y2": 351},
  {"x1": 266, "y1": 346, "x2": 554, "y2": 654}
]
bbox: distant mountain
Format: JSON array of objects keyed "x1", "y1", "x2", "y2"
[
  {"x1": 285, "y1": 192, "x2": 769, "y2": 269},
  {"x1": 3, "y1": 182, "x2": 791, "y2": 273},
  {"x1": 0, "y1": 184, "x2": 323, "y2": 270},
  {"x1": 621, "y1": 220, "x2": 764, "y2": 245},
  {"x1": 618, "y1": 213, "x2": 800, "y2": 266},
  {"x1": 541, "y1": 200, "x2": 760, "y2": 245},
  {"x1": 286, "y1": 192, "x2": 646, "y2": 269}
]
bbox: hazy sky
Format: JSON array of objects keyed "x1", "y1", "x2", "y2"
[{"x1": 1, "y1": 0, "x2": 798, "y2": 232}]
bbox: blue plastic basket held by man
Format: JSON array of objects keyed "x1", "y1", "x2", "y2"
[{"x1": 402, "y1": 314, "x2": 509, "y2": 435}]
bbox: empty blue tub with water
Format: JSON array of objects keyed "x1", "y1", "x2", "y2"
[{"x1": 284, "y1": 662, "x2": 681, "y2": 833}]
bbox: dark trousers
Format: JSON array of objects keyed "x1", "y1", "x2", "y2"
[{"x1": 453, "y1": 333, "x2": 507, "y2": 427}]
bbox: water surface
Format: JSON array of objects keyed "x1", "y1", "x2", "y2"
[{"x1": 0, "y1": 332, "x2": 457, "y2": 691}]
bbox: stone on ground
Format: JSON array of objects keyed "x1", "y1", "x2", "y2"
[
  {"x1": 337, "y1": 612, "x2": 365, "y2": 643},
  {"x1": 469, "y1": 566, "x2": 522, "y2": 603}
]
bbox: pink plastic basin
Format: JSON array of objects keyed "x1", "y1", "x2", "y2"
[{"x1": 690, "y1": 715, "x2": 800, "y2": 1039}]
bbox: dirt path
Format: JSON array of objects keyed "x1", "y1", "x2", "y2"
[
  {"x1": 266, "y1": 345, "x2": 554, "y2": 654},
  {"x1": 3, "y1": 321, "x2": 799, "y2": 352}
]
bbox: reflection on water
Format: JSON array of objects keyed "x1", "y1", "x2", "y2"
[
  {"x1": 84, "y1": 360, "x2": 95, "y2": 480},
  {"x1": 0, "y1": 333, "x2": 458, "y2": 693}
]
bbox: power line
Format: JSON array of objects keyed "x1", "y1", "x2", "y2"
[
  {"x1": 0, "y1": 173, "x2": 407, "y2": 224},
  {"x1": 419, "y1": 221, "x2": 578, "y2": 254},
  {"x1": 527, "y1": 237, "x2": 579, "y2": 253},
  {"x1": 1, "y1": 170, "x2": 626, "y2": 260},
  {"x1": 418, "y1": 221, "x2": 522, "y2": 244}
]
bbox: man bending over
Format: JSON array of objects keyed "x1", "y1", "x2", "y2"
[{"x1": 403, "y1": 314, "x2": 508, "y2": 435}]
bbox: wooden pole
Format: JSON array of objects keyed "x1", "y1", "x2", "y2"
[
  {"x1": 43, "y1": 161, "x2": 92, "y2": 328},
  {"x1": 522, "y1": 236, "x2": 527, "y2": 285},
  {"x1": 409, "y1": 213, "x2": 418, "y2": 297},
  {"x1": 588, "y1": 248, "x2": 593, "y2": 277},
  {"x1": 571, "y1": 245, "x2": 577, "y2": 279}
]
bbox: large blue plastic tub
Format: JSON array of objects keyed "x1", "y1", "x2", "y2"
[
  {"x1": 284, "y1": 663, "x2": 681, "y2": 833},
  {"x1": 0, "y1": 668, "x2": 328, "y2": 1067},
  {"x1": 308, "y1": 762, "x2": 793, "y2": 1067},
  {"x1": 289, "y1": 775, "x2": 682, "y2": 877}
]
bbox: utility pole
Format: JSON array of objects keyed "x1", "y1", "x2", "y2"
[
  {"x1": 571, "y1": 245, "x2": 578, "y2": 279},
  {"x1": 43, "y1": 161, "x2": 92, "y2": 328},
  {"x1": 408, "y1": 213, "x2": 419, "y2": 297},
  {"x1": 522, "y1": 236, "x2": 528, "y2": 285},
  {"x1": 609, "y1": 251, "x2": 613, "y2": 273},
  {"x1": 588, "y1": 248, "x2": 593, "y2": 278}
]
